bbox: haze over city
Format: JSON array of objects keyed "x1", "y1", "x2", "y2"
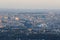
[
  {"x1": 0, "y1": 0, "x2": 60, "y2": 40},
  {"x1": 0, "y1": 0, "x2": 60, "y2": 9}
]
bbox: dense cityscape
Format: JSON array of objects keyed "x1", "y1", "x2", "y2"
[{"x1": 0, "y1": 9, "x2": 60, "y2": 40}]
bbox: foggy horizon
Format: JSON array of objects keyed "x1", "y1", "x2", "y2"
[{"x1": 0, "y1": 0, "x2": 60, "y2": 9}]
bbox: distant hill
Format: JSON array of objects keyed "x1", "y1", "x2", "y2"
[{"x1": 0, "y1": 9, "x2": 60, "y2": 15}]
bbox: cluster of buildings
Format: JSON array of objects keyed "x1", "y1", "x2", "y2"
[{"x1": 0, "y1": 12, "x2": 60, "y2": 34}]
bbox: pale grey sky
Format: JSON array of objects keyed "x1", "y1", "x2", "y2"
[{"x1": 0, "y1": 0, "x2": 60, "y2": 9}]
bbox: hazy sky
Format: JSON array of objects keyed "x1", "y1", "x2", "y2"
[{"x1": 0, "y1": 0, "x2": 60, "y2": 9}]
